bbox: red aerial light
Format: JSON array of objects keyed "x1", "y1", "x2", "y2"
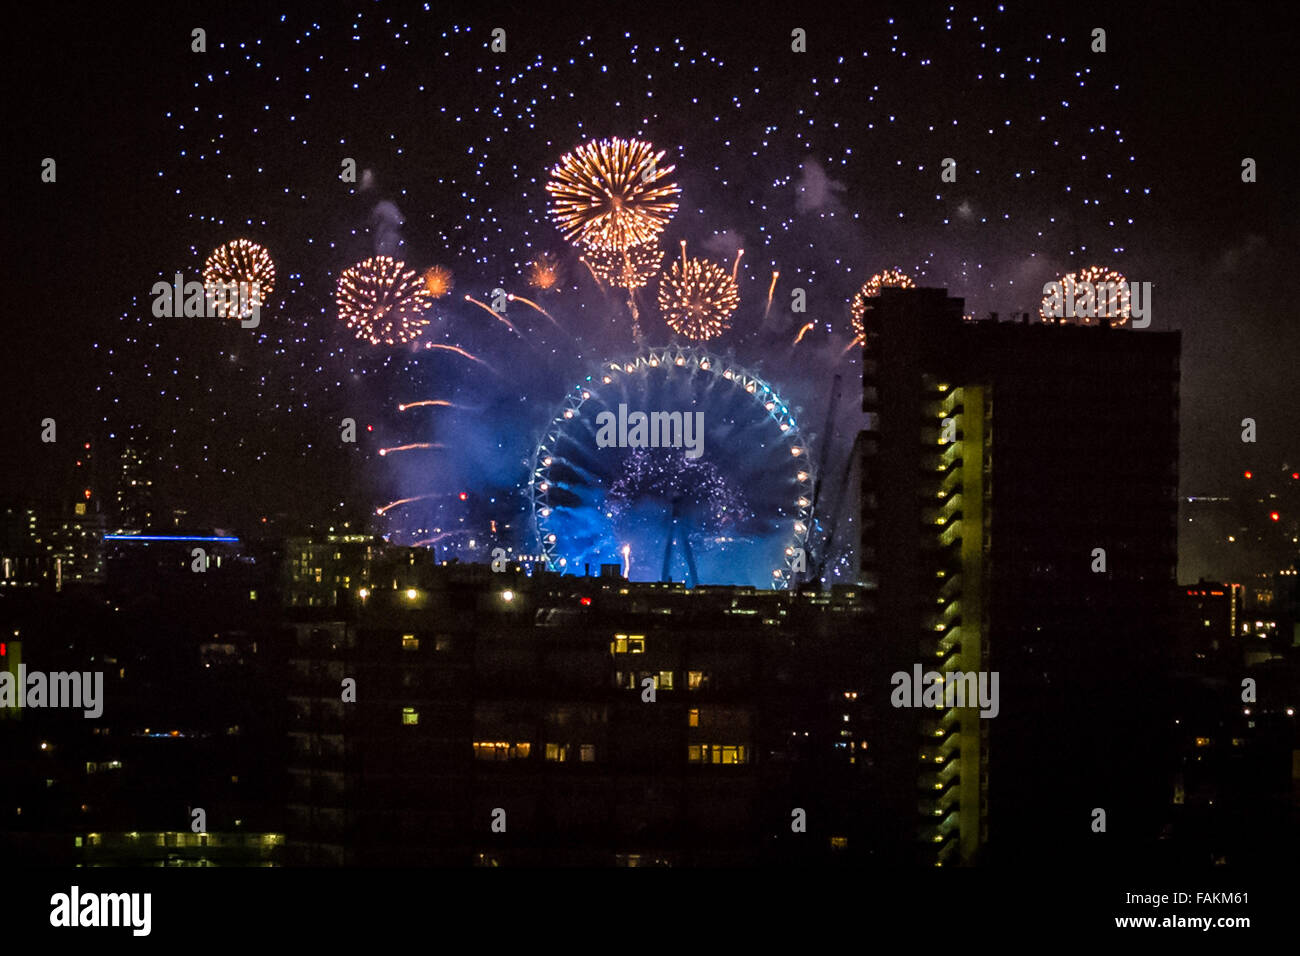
[
  {"x1": 579, "y1": 597, "x2": 592, "y2": 606},
  {"x1": 1244, "y1": 471, "x2": 1253, "y2": 479},
  {"x1": 366, "y1": 424, "x2": 373, "y2": 432},
  {"x1": 83, "y1": 443, "x2": 90, "y2": 450},
  {"x1": 83, "y1": 489, "x2": 92, "y2": 500},
  {"x1": 459, "y1": 492, "x2": 468, "y2": 501},
  {"x1": 1, "y1": 643, "x2": 6, "y2": 656},
  {"x1": 1292, "y1": 473, "x2": 1299, "y2": 480},
  {"x1": 1270, "y1": 512, "x2": 1280, "y2": 522}
]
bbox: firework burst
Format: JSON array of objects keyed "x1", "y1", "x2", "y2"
[
  {"x1": 202, "y1": 239, "x2": 275, "y2": 319},
  {"x1": 657, "y1": 246, "x2": 740, "y2": 342},
  {"x1": 546, "y1": 137, "x2": 680, "y2": 251},
  {"x1": 336, "y1": 256, "x2": 433, "y2": 345},
  {"x1": 849, "y1": 268, "x2": 916, "y2": 339},
  {"x1": 526, "y1": 253, "x2": 563, "y2": 291},
  {"x1": 1039, "y1": 265, "x2": 1131, "y2": 324},
  {"x1": 580, "y1": 241, "x2": 664, "y2": 291},
  {"x1": 422, "y1": 265, "x2": 454, "y2": 298}
]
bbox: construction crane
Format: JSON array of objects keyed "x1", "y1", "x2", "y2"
[{"x1": 803, "y1": 374, "x2": 842, "y2": 586}]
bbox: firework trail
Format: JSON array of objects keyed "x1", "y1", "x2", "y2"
[
  {"x1": 580, "y1": 257, "x2": 606, "y2": 291},
  {"x1": 765, "y1": 270, "x2": 779, "y2": 320},
  {"x1": 378, "y1": 443, "x2": 443, "y2": 457},
  {"x1": 506, "y1": 293, "x2": 561, "y2": 328},
  {"x1": 731, "y1": 248, "x2": 745, "y2": 280},
  {"x1": 464, "y1": 294, "x2": 522, "y2": 336},
  {"x1": 794, "y1": 321, "x2": 815, "y2": 345},
  {"x1": 412, "y1": 530, "x2": 473, "y2": 547},
  {"x1": 421, "y1": 341, "x2": 498, "y2": 374},
  {"x1": 377, "y1": 494, "x2": 438, "y2": 515},
  {"x1": 397, "y1": 400, "x2": 455, "y2": 411}
]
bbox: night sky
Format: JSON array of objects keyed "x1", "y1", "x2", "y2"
[{"x1": 5, "y1": 0, "x2": 1296, "y2": 582}]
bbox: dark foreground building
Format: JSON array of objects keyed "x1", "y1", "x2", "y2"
[
  {"x1": 284, "y1": 559, "x2": 879, "y2": 865},
  {"x1": 860, "y1": 288, "x2": 1181, "y2": 865}
]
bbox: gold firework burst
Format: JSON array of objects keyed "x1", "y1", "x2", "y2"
[
  {"x1": 580, "y1": 242, "x2": 664, "y2": 291},
  {"x1": 849, "y1": 268, "x2": 915, "y2": 339},
  {"x1": 422, "y1": 265, "x2": 454, "y2": 298},
  {"x1": 657, "y1": 252, "x2": 739, "y2": 341},
  {"x1": 337, "y1": 256, "x2": 433, "y2": 346},
  {"x1": 526, "y1": 253, "x2": 563, "y2": 291},
  {"x1": 546, "y1": 137, "x2": 680, "y2": 251},
  {"x1": 202, "y1": 239, "x2": 275, "y2": 319}
]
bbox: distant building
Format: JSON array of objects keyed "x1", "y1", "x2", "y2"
[
  {"x1": 282, "y1": 534, "x2": 386, "y2": 608},
  {"x1": 112, "y1": 426, "x2": 156, "y2": 533},
  {"x1": 1176, "y1": 581, "x2": 1245, "y2": 673}
]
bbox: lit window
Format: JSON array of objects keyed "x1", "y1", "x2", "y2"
[
  {"x1": 1194, "y1": 736, "x2": 1210, "y2": 747},
  {"x1": 402, "y1": 707, "x2": 419, "y2": 726},
  {"x1": 689, "y1": 744, "x2": 748, "y2": 765},
  {"x1": 628, "y1": 636, "x2": 645, "y2": 653},
  {"x1": 689, "y1": 708, "x2": 699, "y2": 728},
  {"x1": 830, "y1": 836, "x2": 848, "y2": 850},
  {"x1": 402, "y1": 633, "x2": 419, "y2": 650},
  {"x1": 545, "y1": 743, "x2": 569, "y2": 763},
  {"x1": 579, "y1": 744, "x2": 595, "y2": 762},
  {"x1": 474, "y1": 741, "x2": 532, "y2": 761},
  {"x1": 659, "y1": 671, "x2": 674, "y2": 690},
  {"x1": 611, "y1": 634, "x2": 628, "y2": 654},
  {"x1": 687, "y1": 671, "x2": 707, "y2": 690}
]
